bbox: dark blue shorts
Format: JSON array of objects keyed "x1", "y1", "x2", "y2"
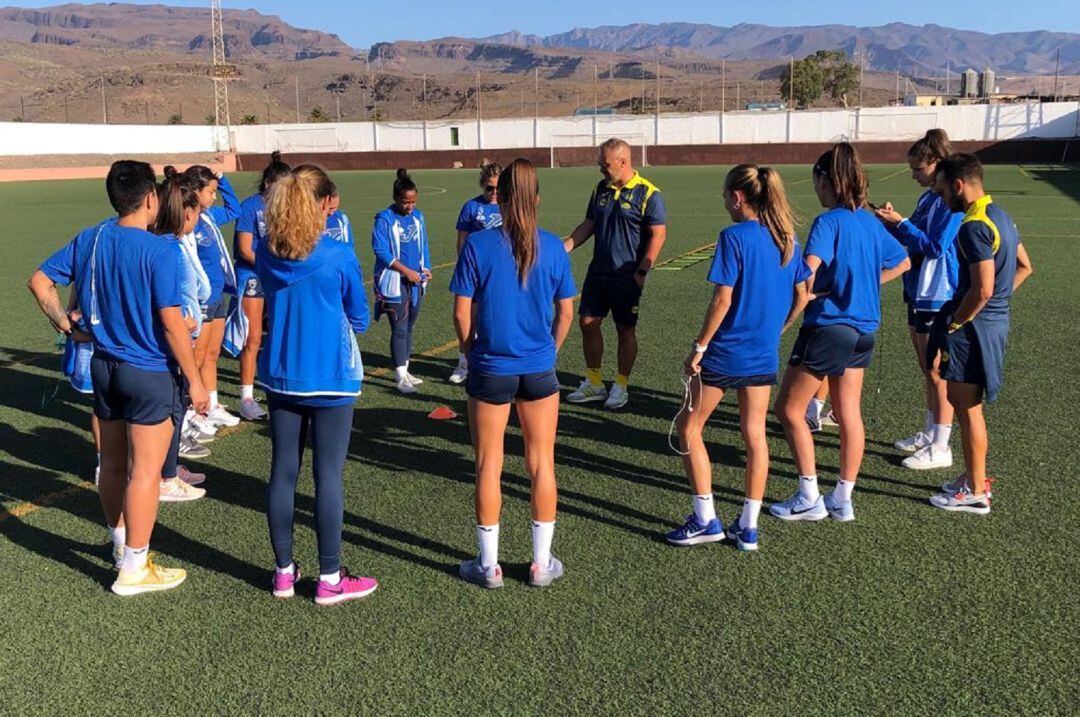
[
  {"x1": 202, "y1": 298, "x2": 228, "y2": 322},
  {"x1": 906, "y1": 305, "x2": 938, "y2": 335},
  {"x1": 579, "y1": 272, "x2": 642, "y2": 327},
  {"x1": 789, "y1": 324, "x2": 875, "y2": 377},
  {"x1": 91, "y1": 355, "x2": 182, "y2": 425},
  {"x1": 700, "y1": 370, "x2": 777, "y2": 389},
  {"x1": 933, "y1": 324, "x2": 987, "y2": 389},
  {"x1": 466, "y1": 369, "x2": 560, "y2": 405}
]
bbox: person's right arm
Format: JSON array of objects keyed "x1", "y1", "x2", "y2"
[
  {"x1": 160, "y1": 305, "x2": 209, "y2": 413},
  {"x1": 341, "y1": 254, "x2": 370, "y2": 334},
  {"x1": 948, "y1": 222, "x2": 997, "y2": 330},
  {"x1": 564, "y1": 189, "x2": 597, "y2": 252},
  {"x1": 450, "y1": 239, "x2": 480, "y2": 352},
  {"x1": 686, "y1": 285, "x2": 733, "y2": 376},
  {"x1": 28, "y1": 240, "x2": 77, "y2": 335},
  {"x1": 456, "y1": 230, "x2": 469, "y2": 256}
]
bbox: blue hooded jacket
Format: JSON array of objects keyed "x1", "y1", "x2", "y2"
[
  {"x1": 889, "y1": 189, "x2": 962, "y2": 312},
  {"x1": 255, "y1": 233, "x2": 369, "y2": 406}
]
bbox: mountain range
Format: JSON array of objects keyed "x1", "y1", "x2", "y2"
[{"x1": 0, "y1": 4, "x2": 1076, "y2": 128}]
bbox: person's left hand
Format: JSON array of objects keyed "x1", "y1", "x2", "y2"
[
  {"x1": 874, "y1": 202, "x2": 903, "y2": 225},
  {"x1": 683, "y1": 349, "x2": 702, "y2": 376},
  {"x1": 634, "y1": 271, "x2": 646, "y2": 288},
  {"x1": 421, "y1": 268, "x2": 433, "y2": 282}
]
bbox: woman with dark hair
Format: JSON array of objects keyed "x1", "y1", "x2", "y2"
[
  {"x1": 771, "y1": 143, "x2": 909, "y2": 524},
  {"x1": 450, "y1": 158, "x2": 576, "y2": 589},
  {"x1": 874, "y1": 129, "x2": 963, "y2": 470},
  {"x1": 231, "y1": 151, "x2": 291, "y2": 421},
  {"x1": 183, "y1": 164, "x2": 242, "y2": 433},
  {"x1": 449, "y1": 160, "x2": 503, "y2": 385},
  {"x1": 257, "y1": 164, "x2": 375, "y2": 605},
  {"x1": 371, "y1": 168, "x2": 432, "y2": 394}
]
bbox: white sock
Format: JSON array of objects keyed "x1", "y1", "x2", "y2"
[
  {"x1": 109, "y1": 524, "x2": 126, "y2": 552},
  {"x1": 276, "y1": 562, "x2": 295, "y2": 576},
  {"x1": 807, "y1": 398, "x2": 825, "y2": 421},
  {"x1": 924, "y1": 410, "x2": 935, "y2": 436},
  {"x1": 798, "y1": 475, "x2": 820, "y2": 502},
  {"x1": 933, "y1": 424, "x2": 952, "y2": 450},
  {"x1": 739, "y1": 499, "x2": 762, "y2": 530},
  {"x1": 834, "y1": 478, "x2": 855, "y2": 503},
  {"x1": 121, "y1": 545, "x2": 149, "y2": 573},
  {"x1": 457, "y1": 352, "x2": 468, "y2": 368},
  {"x1": 692, "y1": 494, "x2": 716, "y2": 525},
  {"x1": 395, "y1": 366, "x2": 408, "y2": 381},
  {"x1": 320, "y1": 570, "x2": 342, "y2": 585},
  {"x1": 240, "y1": 384, "x2": 254, "y2": 401},
  {"x1": 209, "y1": 390, "x2": 219, "y2": 408},
  {"x1": 477, "y1": 524, "x2": 499, "y2": 568},
  {"x1": 531, "y1": 520, "x2": 555, "y2": 567}
]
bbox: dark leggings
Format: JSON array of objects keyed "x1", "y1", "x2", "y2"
[
  {"x1": 386, "y1": 292, "x2": 423, "y2": 368},
  {"x1": 266, "y1": 397, "x2": 353, "y2": 575},
  {"x1": 162, "y1": 376, "x2": 186, "y2": 480}
]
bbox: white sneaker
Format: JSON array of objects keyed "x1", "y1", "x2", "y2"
[
  {"x1": 566, "y1": 380, "x2": 607, "y2": 404},
  {"x1": 177, "y1": 465, "x2": 206, "y2": 486},
  {"x1": 207, "y1": 404, "x2": 240, "y2": 428},
  {"x1": 159, "y1": 477, "x2": 205, "y2": 503},
  {"x1": 239, "y1": 397, "x2": 267, "y2": 421},
  {"x1": 186, "y1": 411, "x2": 218, "y2": 437},
  {"x1": 448, "y1": 358, "x2": 468, "y2": 385},
  {"x1": 604, "y1": 384, "x2": 629, "y2": 410},
  {"x1": 894, "y1": 431, "x2": 931, "y2": 453},
  {"x1": 406, "y1": 372, "x2": 424, "y2": 386},
  {"x1": 396, "y1": 377, "x2": 418, "y2": 395},
  {"x1": 902, "y1": 444, "x2": 953, "y2": 471}
]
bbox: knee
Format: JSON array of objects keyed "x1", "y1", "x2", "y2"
[
  {"x1": 579, "y1": 318, "x2": 601, "y2": 335},
  {"x1": 677, "y1": 415, "x2": 702, "y2": 443},
  {"x1": 740, "y1": 421, "x2": 767, "y2": 447},
  {"x1": 244, "y1": 332, "x2": 262, "y2": 352}
]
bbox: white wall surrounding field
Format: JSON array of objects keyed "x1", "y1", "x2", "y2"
[{"x1": 1, "y1": 103, "x2": 1077, "y2": 157}]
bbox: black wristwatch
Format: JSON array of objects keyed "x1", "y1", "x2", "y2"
[{"x1": 636, "y1": 268, "x2": 649, "y2": 278}]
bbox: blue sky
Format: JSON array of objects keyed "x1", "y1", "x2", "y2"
[{"x1": 8, "y1": 1, "x2": 1078, "y2": 47}]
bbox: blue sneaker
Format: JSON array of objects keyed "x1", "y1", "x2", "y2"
[
  {"x1": 823, "y1": 491, "x2": 855, "y2": 522},
  {"x1": 768, "y1": 493, "x2": 827, "y2": 521},
  {"x1": 725, "y1": 521, "x2": 759, "y2": 552},
  {"x1": 665, "y1": 515, "x2": 725, "y2": 546}
]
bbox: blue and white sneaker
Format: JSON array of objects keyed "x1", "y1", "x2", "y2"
[
  {"x1": 665, "y1": 516, "x2": 725, "y2": 546},
  {"x1": 768, "y1": 493, "x2": 827, "y2": 521},
  {"x1": 823, "y1": 491, "x2": 855, "y2": 522},
  {"x1": 725, "y1": 521, "x2": 759, "y2": 552}
]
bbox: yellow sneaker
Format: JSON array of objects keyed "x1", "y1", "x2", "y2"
[{"x1": 111, "y1": 556, "x2": 187, "y2": 596}]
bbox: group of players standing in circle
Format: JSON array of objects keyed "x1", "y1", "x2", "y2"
[{"x1": 26, "y1": 130, "x2": 1031, "y2": 603}]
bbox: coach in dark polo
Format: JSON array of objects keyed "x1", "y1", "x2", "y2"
[{"x1": 564, "y1": 137, "x2": 667, "y2": 410}]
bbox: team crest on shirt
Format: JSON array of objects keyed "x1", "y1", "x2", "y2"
[
  {"x1": 195, "y1": 229, "x2": 211, "y2": 247},
  {"x1": 256, "y1": 210, "x2": 267, "y2": 238},
  {"x1": 475, "y1": 208, "x2": 502, "y2": 230}
]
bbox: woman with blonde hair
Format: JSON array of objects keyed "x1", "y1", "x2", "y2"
[
  {"x1": 669, "y1": 165, "x2": 810, "y2": 552},
  {"x1": 256, "y1": 164, "x2": 376, "y2": 606},
  {"x1": 450, "y1": 158, "x2": 576, "y2": 588}
]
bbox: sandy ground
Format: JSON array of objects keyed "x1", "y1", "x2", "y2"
[{"x1": 0, "y1": 153, "x2": 225, "y2": 170}]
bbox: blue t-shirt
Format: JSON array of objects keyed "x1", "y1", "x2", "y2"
[
  {"x1": 327, "y1": 210, "x2": 353, "y2": 246},
  {"x1": 450, "y1": 228, "x2": 577, "y2": 376},
  {"x1": 803, "y1": 207, "x2": 908, "y2": 334},
  {"x1": 372, "y1": 206, "x2": 431, "y2": 304},
  {"x1": 40, "y1": 220, "x2": 183, "y2": 372},
  {"x1": 585, "y1": 172, "x2": 666, "y2": 276},
  {"x1": 233, "y1": 194, "x2": 267, "y2": 272},
  {"x1": 456, "y1": 196, "x2": 503, "y2": 235},
  {"x1": 702, "y1": 221, "x2": 812, "y2": 377}
]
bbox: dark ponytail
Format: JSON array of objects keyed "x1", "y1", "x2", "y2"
[
  {"x1": 393, "y1": 168, "x2": 416, "y2": 200},
  {"x1": 259, "y1": 150, "x2": 291, "y2": 194},
  {"x1": 813, "y1": 142, "x2": 867, "y2": 210},
  {"x1": 908, "y1": 128, "x2": 953, "y2": 165},
  {"x1": 497, "y1": 158, "x2": 540, "y2": 285},
  {"x1": 155, "y1": 166, "x2": 200, "y2": 237}
]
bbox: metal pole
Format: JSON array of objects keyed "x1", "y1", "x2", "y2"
[
  {"x1": 859, "y1": 53, "x2": 864, "y2": 107},
  {"x1": 534, "y1": 67, "x2": 539, "y2": 120},
  {"x1": 1054, "y1": 50, "x2": 1061, "y2": 101},
  {"x1": 721, "y1": 60, "x2": 726, "y2": 112},
  {"x1": 20, "y1": 96, "x2": 25, "y2": 121},
  {"x1": 335, "y1": 92, "x2": 341, "y2": 122},
  {"x1": 593, "y1": 64, "x2": 598, "y2": 116},
  {"x1": 736, "y1": 82, "x2": 740, "y2": 109},
  {"x1": 265, "y1": 89, "x2": 270, "y2": 124},
  {"x1": 476, "y1": 71, "x2": 481, "y2": 149},
  {"x1": 294, "y1": 75, "x2": 300, "y2": 123},
  {"x1": 946, "y1": 60, "x2": 951, "y2": 96},
  {"x1": 895, "y1": 69, "x2": 900, "y2": 105},
  {"x1": 789, "y1": 56, "x2": 794, "y2": 108},
  {"x1": 655, "y1": 59, "x2": 660, "y2": 117},
  {"x1": 64, "y1": 95, "x2": 69, "y2": 123},
  {"x1": 100, "y1": 72, "x2": 107, "y2": 124}
]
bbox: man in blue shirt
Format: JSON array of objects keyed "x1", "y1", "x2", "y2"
[
  {"x1": 928, "y1": 154, "x2": 1033, "y2": 515},
  {"x1": 564, "y1": 137, "x2": 667, "y2": 410}
]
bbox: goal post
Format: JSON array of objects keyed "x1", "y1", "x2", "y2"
[{"x1": 549, "y1": 132, "x2": 648, "y2": 169}]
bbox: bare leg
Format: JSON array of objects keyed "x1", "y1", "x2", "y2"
[
  {"x1": 200, "y1": 318, "x2": 226, "y2": 396},
  {"x1": 580, "y1": 316, "x2": 604, "y2": 375},
  {"x1": 615, "y1": 323, "x2": 638, "y2": 379},
  {"x1": 239, "y1": 296, "x2": 263, "y2": 388},
  {"x1": 828, "y1": 368, "x2": 866, "y2": 482},
  {"x1": 737, "y1": 385, "x2": 773, "y2": 501},
  {"x1": 775, "y1": 365, "x2": 825, "y2": 477},
  {"x1": 676, "y1": 378, "x2": 726, "y2": 496},
  {"x1": 468, "y1": 398, "x2": 512, "y2": 525},
  {"x1": 947, "y1": 382, "x2": 988, "y2": 495},
  {"x1": 124, "y1": 418, "x2": 174, "y2": 548},
  {"x1": 515, "y1": 393, "x2": 561, "y2": 522},
  {"x1": 97, "y1": 419, "x2": 127, "y2": 528}
]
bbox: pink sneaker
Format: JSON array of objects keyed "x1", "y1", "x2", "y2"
[
  {"x1": 272, "y1": 563, "x2": 300, "y2": 599},
  {"x1": 314, "y1": 569, "x2": 378, "y2": 606}
]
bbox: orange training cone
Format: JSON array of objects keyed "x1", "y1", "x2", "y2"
[{"x1": 427, "y1": 406, "x2": 458, "y2": 420}]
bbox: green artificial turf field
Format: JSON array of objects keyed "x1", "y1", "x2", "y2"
[{"x1": 0, "y1": 162, "x2": 1076, "y2": 715}]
